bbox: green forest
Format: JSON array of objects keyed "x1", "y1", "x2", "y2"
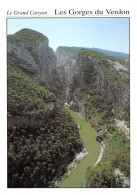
[
  {"x1": 8, "y1": 58, "x2": 83, "y2": 187},
  {"x1": 8, "y1": 28, "x2": 47, "y2": 47}
]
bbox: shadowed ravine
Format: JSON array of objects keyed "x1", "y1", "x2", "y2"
[{"x1": 60, "y1": 107, "x2": 101, "y2": 188}]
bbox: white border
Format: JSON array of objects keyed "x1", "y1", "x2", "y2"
[{"x1": 1, "y1": 0, "x2": 137, "y2": 194}]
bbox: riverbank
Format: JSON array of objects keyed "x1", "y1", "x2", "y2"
[
  {"x1": 50, "y1": 147, "x2": 88, "y2": 187},
  {"x1": 59, "y1": 108, "x2": 101, "y2": 187},
  {"x1": 94, "y1": 141, "x2": 105, "y2": 167}
]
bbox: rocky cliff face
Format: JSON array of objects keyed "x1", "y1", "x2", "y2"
[
  {"x1": 8, "y1": 29, "x2": 62, "y2": 93},
  {"x1": 65, "y1": 49, "x2": 129, "y2": 120},
  {"x1": 74, "y1": 49, "x2": 129, "y2": 109},
  {"x1": 66, "y1": 86, "x2": 86, "y2": 117},
  {"x1": 96, "y1": 59, "x2": 129, "y2": 106},
  {"x1": 7, "y1": 29, "x2": 84, "y2": 188},
  {"x1": 56, "y1": 47, "x2": 78, "y2": 83}
]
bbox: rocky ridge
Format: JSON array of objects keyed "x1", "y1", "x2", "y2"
[
  {"x1": 66, "y1": 49, "x2": 129, "y2": 118},
  {"x1": 8, "y1": 29, "x2": 62, "y2": 94},
  {"x1": 76, "y1": 50, "x2": 129, "y2": 105},
  {"x1": 56, "y1": 47, "x2": 78, "y2": 83},
  {"x1": 7, "y1": 29, "x2": 84, "y2": 188}
]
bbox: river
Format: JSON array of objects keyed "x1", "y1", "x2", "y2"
[{"x1": 60, "y1": 108, "x2": 101, "y2": 188}]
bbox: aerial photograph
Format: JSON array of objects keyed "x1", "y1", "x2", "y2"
[{"x1": 7, "y1": 18, "x2": 130, "y2": 188}]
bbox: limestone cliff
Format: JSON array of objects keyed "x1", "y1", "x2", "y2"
[
  {"x1": 66, "y1": 86, "x2": 86, "y2": 117},
  {"x1": 56, "y1": 47, "x2": 78, "y2": 83},
  {"x1": 74, "y1": 49, "x2": 129, "y2": 108},
  {"x1": 66, "y1": 49, "x2": 129, "y2": 120},
  {"x1": 8, "y1": 28, "x2": 62, "y2": 93}
]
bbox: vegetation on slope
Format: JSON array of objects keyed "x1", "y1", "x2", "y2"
[
  {"x1": 86, "y1": 130, "x2": 130, "y2": 188},
  {"x1": 8, "y1": 59, "x2": 83, "y2": 188},
  {"x1": 70, "y1": 49, "x2": 130, "y2": 187},
  {"x1": 56, "y1": 47, "x2": 129, "y2": 61},
  {"x1": 8, "y1": 108, "x2": 83, "y2": 188},
  {"x1": 73, "y1": 49, "x2": 129, "y2": 121},
  {"x1": 8, "y1": 28, "x2": 47, "y2": 47},
  {"x1": 80, "y1": 49, "x2": 129, "y2": 67},
  {"x1": 8, "y1": 59, "x2": 54, "y2": 119},
  {"x1": 75, "y1": 90, "x2": 130, "y2": 187},
  {"x1": 91, "y1": 47, "x2": 129, "y2": 61}
]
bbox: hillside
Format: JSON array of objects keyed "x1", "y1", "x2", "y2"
[
  {"x1": 7, "y1": 29, "x2": 83, "y2": 188},
  {"x1": 7, "y1": 28, "x2": 130, "y2": 188},
  {"x1": 8, "y1": 28, "x2": 62, "y2": 94},
  {"x1": 56, "y1": 46, "x2": 129, "y2": 84},
  {"x1": 56, "y1": 46, "x2": 129, "y2": 61},
  {"x1": 67, "y1": 49, "x2": 129, "y2": 117},
  {"x1": 7, "y1": 59, "x2": 55, "y2": 119},
  {"x1": 89, "y1": 48, "x2": 129, "y2": 60},
  {"x1": 8, "y1": 28, "x2": 47, "y2": 47},
  {"x1": 65, "y1": 49, "x2": 130, "y2": 187}
]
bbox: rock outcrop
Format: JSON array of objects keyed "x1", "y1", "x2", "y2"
[
  {"x1": 66, "y1": 86, "x2": 86, "y2": 117},
  {"x1": 56, "y1": 47, "x2": 78, "y2": 83},
  {"x1": 8, "y1": 29, "x2": 62, "y2": 94},
  {"x1": 64, "y1": 49, "x2": 129, "y2": 119},
  {"x1": 74, "y1": 49, "x2": 130, "y2": 109}
]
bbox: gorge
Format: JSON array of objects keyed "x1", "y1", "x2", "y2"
[{"x1": 7, "y1": 28, "x2": 130, "y2": 188}]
